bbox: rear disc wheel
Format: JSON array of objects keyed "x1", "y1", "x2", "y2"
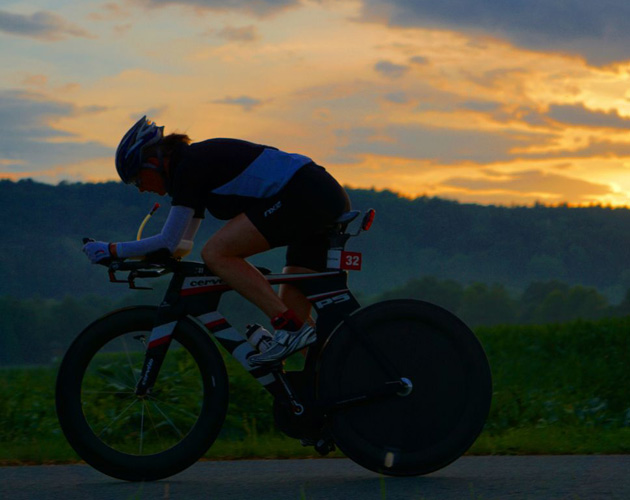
[{"x1": 317, "y1": 299, "x2": 492, "y2": 476}]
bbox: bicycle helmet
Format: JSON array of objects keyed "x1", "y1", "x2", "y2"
[{"x1": 115, "y1": 116, "x2": 164, "y2": 183}]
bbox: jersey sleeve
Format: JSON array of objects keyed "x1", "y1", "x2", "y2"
[
  {"x1": 170, "y1": 152, "x2": 206, "y2": 216},
  {"x1": 116, "y1": 205, "x2": 196, "y2": 258}
]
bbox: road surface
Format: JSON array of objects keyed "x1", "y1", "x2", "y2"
[{"x1": 1, "y1": 456, "x2": 629, "y2": 500}]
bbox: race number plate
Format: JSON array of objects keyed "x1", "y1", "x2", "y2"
[
  {"x1": 341, "y1": 251, "x2": 362, "y2": 270},
  {"x1": 327, "y1": 250, "x2": 362, "y2": 270}
]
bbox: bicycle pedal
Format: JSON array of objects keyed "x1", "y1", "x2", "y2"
[{"x1": 314, "y1": 438, "x2": 335, "y2": 456}]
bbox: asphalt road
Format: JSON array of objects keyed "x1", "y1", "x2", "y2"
[{"x1": 2, "y1": 456, "x2": 629, "y2": 500}]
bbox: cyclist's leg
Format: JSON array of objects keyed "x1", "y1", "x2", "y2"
[
  {"x1": 203, "y1": 216, "x2": 317, "y2": 366},
  {"x1": 279, "y1": 230, "x2": 330, "y2": 325},
  {"x1": 206, "y1": 164, "x2": 349, "y2": 347},
  {"x1": 246, "y1": 167, "x2": 349, "y2": 364},
  {"x1": 201, "y1": 213, "x2": 288, "y2": 319},
  {"x1": 280, "y1": 265, "x2": 317, "y2": 325}
]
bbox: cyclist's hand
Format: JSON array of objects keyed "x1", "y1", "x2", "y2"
[{"x1": 83, "y1": 241, "x2": 111, "y2": 264}]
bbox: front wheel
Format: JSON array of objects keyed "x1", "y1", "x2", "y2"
[
  {"x1": 55, "y1": 306, "x2": 229, "y2": 481},
  {"x1": 316, "y1": 299, "x2": 492, "y2": 476}
]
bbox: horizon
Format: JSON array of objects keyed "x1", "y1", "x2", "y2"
[
  {"x1": 6, "y1": 175, "x2": 630, "y2": 210},
  {"x1": 4, "y1": 1, "x2": 630, "y2": 206}
]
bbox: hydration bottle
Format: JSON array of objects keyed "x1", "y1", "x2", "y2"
[{"x1": 245, "y1": 324, "x2": 274, "y2": 352}]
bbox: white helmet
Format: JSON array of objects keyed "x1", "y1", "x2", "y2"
[{"x1": 115, "y1": 116, "x2": 164, "y2": 183}]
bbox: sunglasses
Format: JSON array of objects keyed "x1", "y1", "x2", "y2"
[{"x1": 131, "y1": 163, "x2": 161, "y2": 187}]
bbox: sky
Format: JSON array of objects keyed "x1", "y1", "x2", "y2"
[{"x1": 4, "y1": 0, "x2": 630, "y2": 206}]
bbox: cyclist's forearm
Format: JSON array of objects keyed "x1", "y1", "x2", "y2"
[
  {"x1": 114, "y1": 205, "x2": 197, "y2": 258},
  {"x1": 182, "y1": 216, "x2": 202, "y2": 241},
  {"x1": 115, "y1": 234, "x2": 174, "y2": 258}
]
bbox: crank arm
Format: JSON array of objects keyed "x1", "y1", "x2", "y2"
[
  {"x1": 318, "y1": 378, "x2": 412, "y2": 411},
  {"x1": 274, "y1": 369, "x2": 305, "y2": 416}
]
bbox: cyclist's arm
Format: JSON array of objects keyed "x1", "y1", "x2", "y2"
[
  {"x1": 113, "y1": 205, "x2": 200, "y2": 259},
  {"x1": 181, "y1": 213, "x2": 202, "y2": 242}
]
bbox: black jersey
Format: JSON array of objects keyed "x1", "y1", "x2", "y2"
[{"x1": 169, "y1": 139, "x2": 313, "y2": 220}]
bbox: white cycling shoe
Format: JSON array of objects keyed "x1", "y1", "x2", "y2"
[{"x1": 248, "y1": 323, "x2": 317, "y2": 366}]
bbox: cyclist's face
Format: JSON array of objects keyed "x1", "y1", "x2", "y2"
[{"x1": 135, "y1": 167, "x2": 167, "y2": 195}]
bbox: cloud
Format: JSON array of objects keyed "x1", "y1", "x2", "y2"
[
  {"x1": 443, "y1": 169, "x2": 612, "y2": 201},
  {"x1": 409, "y1": 55, "x2": 429, "y2": 65},
  {"x1": 212, "y1": 95, "x2": 264, "y2": 111},
  {"x1": 0, "y1": 10, "x2": 92, "y2": 41},
  {"x1": 547, "y1": 104, "x2": 630, "y2": 129},
  {"x1": 337, "y1": 124, "x2": 550, "y2": 164},
  {"x1": 374, "y1": 60, "x2": 410, "y2": 79},
  {"x1": 21, "y1": 74, "x2": 48, "y2": 88},
  {"x1": 0, "y1": 90, "x2": 110, "y2": 174},
  {"x1": 88, "y1": 3, "x2": 129, "y2": 21},
  {"x1": 459, "y1": 100, "x2": 502, "y2": 113},
  {"x1": 517, "y1": 104, "x2": 630, "y2": 131},
  {"x1": 0, "y1": 90, "x2": 74, "y2": 140},
  {"x1": 384, "y1": 91, "x2": 409, "y2": 104},
  {"x1": 526, "y1": 138, "x2": 630, "y2": 160},
  {"x1": 138, "y1": 0, "x2": 300, "y2": 17},
  {"x1": 216, "y1": 25, "x2": 260, "y2": 42},
  {"x1": 360, "y1": 0, "x2": 630, "y2": 65}
]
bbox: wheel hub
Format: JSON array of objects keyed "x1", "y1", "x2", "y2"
[{"x1": 397, "y1": 377, "x2": 413, "y2": 397}]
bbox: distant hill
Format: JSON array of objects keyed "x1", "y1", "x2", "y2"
[{"x1": 3, "y1": 179, "x2": 630, "y2": 300}]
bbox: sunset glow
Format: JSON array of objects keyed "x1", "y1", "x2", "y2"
[{"x1": 4, "y1": 0, "x2": 630, "y2": 205}]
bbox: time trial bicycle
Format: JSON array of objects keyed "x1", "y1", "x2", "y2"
[{"x1": 55, "y1": 209, "x2": 492, "y2": 481}]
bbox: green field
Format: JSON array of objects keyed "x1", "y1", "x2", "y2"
[{"x1": 2, "y1": 316, "x2": 630, "y2": 464}]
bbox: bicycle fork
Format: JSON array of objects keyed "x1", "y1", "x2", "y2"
[{"x1": 135, "y1": 320, "x2": 176, "y2": 396}]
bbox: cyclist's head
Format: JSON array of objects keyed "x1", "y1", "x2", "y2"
[{"x1": 115, "y1": 116, "x2": 164, "y2": 184}]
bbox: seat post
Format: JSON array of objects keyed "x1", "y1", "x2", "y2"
[
  {"x1": 327, "y1": 211, "x2": 359, "y2": 253},
  {"x1": 326, "y1": 214, "x2": 355, "y2": 271}
]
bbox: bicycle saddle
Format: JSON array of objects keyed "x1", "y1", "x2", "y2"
[{"x1": 334, "y1": 211, "x2": 360, "y2": 225}]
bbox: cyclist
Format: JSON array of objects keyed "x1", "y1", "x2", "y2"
[{"x1": 83, "y1": 116, "x2": 350, "y2": 365}]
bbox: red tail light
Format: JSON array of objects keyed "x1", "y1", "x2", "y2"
[{"x1": 361, "y1": 209, "x2": 375, "y2": 231}]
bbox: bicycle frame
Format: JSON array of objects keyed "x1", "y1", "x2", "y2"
[{"x1": 128, "y1": 260, "x2": 362, "y2": 412}]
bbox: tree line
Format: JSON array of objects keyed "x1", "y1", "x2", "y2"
[
  {"x1": 2, "y1": 277, "x2": 628, "y2": 366},
  {"x1": 5, "y1": 178, "x2": 630, "y2": 365},
  {"x1": 4, "y1": 179, "x2": 630, "y2": 300},
  {"x1": 367, "y1": 277, "x2": 629, "y2": 327}
]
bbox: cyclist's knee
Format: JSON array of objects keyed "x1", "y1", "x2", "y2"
[{"x1": 201, "y1": 239, "x2": 224, "y2": 268}]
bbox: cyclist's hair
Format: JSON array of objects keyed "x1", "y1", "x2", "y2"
[{"x1": 144, "y1": 133, "x2": 191, "y2": 159}]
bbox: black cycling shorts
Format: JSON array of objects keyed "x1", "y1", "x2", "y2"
[{"x1": 246, "y1": 163, "x2": 351, "y2": 271}]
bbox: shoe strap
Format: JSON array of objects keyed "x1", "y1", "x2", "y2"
[
  {"x1": 271, "y1": 309, "x2": 303, "y2": 331},
  {"x1": 274, "y1": 329, "x2": 291, "y2": 346}
]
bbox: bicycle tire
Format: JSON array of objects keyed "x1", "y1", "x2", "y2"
[
  {"x1": 316, "y1": 299, "x2": 492, "y2": 476},
  {"x1": 55, "y1": 306, "x2": 229, "y2": 481}
]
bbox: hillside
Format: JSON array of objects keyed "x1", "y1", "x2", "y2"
[{"x1": 3, "y1": 179, "x2": 630, "y2": 300}]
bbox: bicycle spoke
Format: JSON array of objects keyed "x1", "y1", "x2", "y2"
[
  {"x1": 120, "y1": 335, "x2": 143, "y2": 387},
  {"x1": 147, "y1": 394, "x2": 200, "y2": 421},
  {"x1": 84, "y1": 357, "x2": 203, "y2": 454},
  {"x1": 144, "y1": 400, "x2": 165, "y2": 451},
  {"x1": 96, "y1": 397, "x2": 140, "y2": 438},
  {"x1": 88, "y1": 370, "x2": 137, "y2": 393},
  {"x1": 148, "y1": 400, "x2": 187, "y2": 439},
  {"x1": 82, "y1": 390, "x2": 136, "y2": 395},
  {"x1": 139, "y1": 402, "x2": 145, "y2": 454}
]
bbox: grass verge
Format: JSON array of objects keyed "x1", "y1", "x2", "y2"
[
  {"x1": 3, "y1": 426, "x2": 630, "y2": 466},
  {"x1": 2, "y1": 316, "x2": 630, "y2": 464}
]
